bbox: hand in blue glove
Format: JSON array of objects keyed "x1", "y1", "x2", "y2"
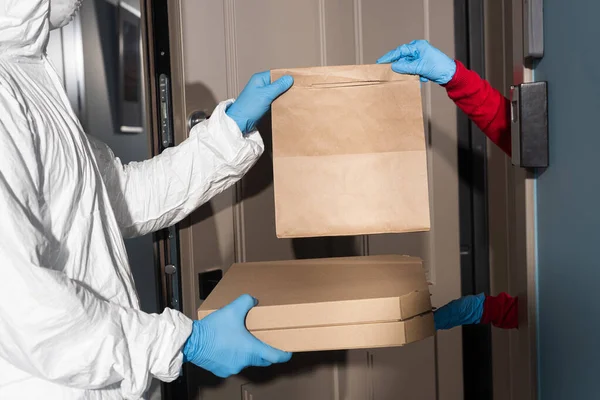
[
  {"x1": 377, "y1": 39, "x2": 456, "y2": 85},
  {"x1": 183, "y1": 294, "x2": 292, "y2": 378},
  {"x1": 226, "y1": 71, "x2": 294, "y2": 134},
  {"x1": 434, "y1": 293, "x2": 485, "y2": 330}
]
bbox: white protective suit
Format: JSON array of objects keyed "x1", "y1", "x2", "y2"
[{"x1": 0, "y1": 1, "x2": 264, "y2": 399}]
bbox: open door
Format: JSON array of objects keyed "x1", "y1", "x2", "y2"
[{"x1": 140, "y1": 0, "x2": 493, "y2": 398}]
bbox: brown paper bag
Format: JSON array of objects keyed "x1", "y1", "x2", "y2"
[{"x1": 271, "y1": 64, "x2": 430, "y2": 238}]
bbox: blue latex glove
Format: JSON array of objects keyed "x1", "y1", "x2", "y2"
[
  {"x1": 377, "y1": 40, "x2": 457, "y2": 85},
  {"x1": 434, "y1": 293, "x2": 485, "y2": 330},
  {"x1": 183, "y1": 294, "x2": 292, "y2": 378},
  {"x1": 226, "y1": 71, "x2": 294, "y2": 134}
]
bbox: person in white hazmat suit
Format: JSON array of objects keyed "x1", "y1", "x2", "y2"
[{"x1": 0, "y1": 1, "x2": 295, "y2": 399}]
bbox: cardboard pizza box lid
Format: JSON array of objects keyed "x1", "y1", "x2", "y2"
[{"x1": 198, "y1": 255, "x2": 431, "y2": 332}]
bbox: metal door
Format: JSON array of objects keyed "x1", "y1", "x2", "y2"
[{"x1": 142, "y1": 1, "x2": 469, "y2": 398}]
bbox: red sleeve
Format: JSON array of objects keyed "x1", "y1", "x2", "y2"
[
  {"x1": 481, "y1": 293, "x2": 519, "y2": 329},
  {"x1": 443, "y1": 61, "x2": 512, "y2": 156}
]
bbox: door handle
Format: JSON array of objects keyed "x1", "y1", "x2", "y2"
[{"x1": 188, "y1": 110, "x2": 209, "y2": 132}]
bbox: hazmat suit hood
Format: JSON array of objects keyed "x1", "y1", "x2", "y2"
[
  {"x1": 0, "y1": 0, "x2": 81, "y2": 58},
  {"x1": 49, "y1": 0, "x2": 82, "y2": 30}
]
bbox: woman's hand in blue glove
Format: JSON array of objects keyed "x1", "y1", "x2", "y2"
[
  {"x1": 434, "y1": 293, "x2": 485, "y2": 330},
  {"x1": 377, "y1": 39, "x2": 456, "y2": 85},
  {"x1": 226, "y1": 71, "x2": 294, "y2": 134},
  {"x1": 183, "y1": 294, "x2": 292, "y2": 378}
]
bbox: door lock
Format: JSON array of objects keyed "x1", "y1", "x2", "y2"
[{"x1": 510, "y1": 81, "x2": 548, "y2": 168}]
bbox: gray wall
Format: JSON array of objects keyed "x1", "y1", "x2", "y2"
[
  {"x1": 534, "y1": 1, "x2": 600, "y2": 398},
  {"x1": 80, "y1": 0, "x2": 159, "y2": 316}
]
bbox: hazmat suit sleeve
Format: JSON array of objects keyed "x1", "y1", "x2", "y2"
[
  {"x1": 0, "y1": 88, "x2": 193, "y2": 397},
  {"x1": 88, "y1": 100, "x2": 264, "y2": 238}
]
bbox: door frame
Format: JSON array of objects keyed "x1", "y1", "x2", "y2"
[
  {"x1": 484, "y1": 0, "x2": 538, "y2": 399},
  {"x1": 141, "y1": 0, "x2": 190, "y2": 398},
  {"x1": 454, "y1": 0, "x2": 494, "y2": 398}
]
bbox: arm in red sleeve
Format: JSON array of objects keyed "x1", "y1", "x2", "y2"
[
  {"x1": 443, "y1": 61, "x2": 512, "y2": 156},
  {"x1": 481, "y1": 292, "x2": 519, "y2": 329}
]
